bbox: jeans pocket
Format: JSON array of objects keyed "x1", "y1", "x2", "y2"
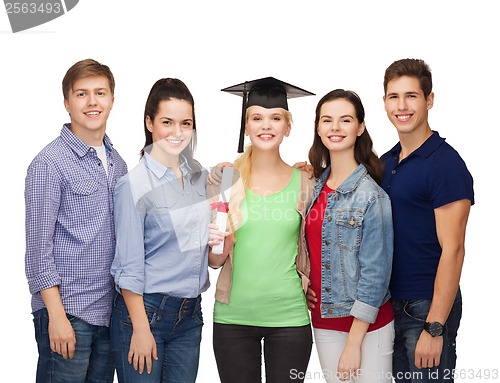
[
  {"x1": 192, "y1": 307, "x2": 204, "y2": 326},
  {"x1": 32, "y1": 309, "x2": 46, "y2": 344},
  {"x1": 403, "y1": 299, "x2": 431, "y2": 322},
  {"x1": 145, "y1": 305, "x2": 159, "y2": 327}
]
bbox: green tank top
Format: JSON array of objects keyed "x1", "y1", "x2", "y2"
[{"x1": 213, "y1": 168, "x2": 310, "y2": 327}]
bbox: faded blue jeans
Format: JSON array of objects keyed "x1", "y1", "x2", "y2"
[
  {"x1": 392, "y1": 289, "x2": 462, "y2": 382},
  {"x1": 111, "y1": 292, "x2": 203, "y2": 383},
  {"x1": 33, "y1": 307, "x2": 114, "y2": 383}
]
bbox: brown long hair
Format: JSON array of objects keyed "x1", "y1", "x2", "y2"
[{"x1": 308, "y1": 89, "x2": 383, "y2": 184}]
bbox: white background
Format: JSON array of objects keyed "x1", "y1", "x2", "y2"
[{"x1": 1, "y1": 1, "x2": 498, "y2": 381}]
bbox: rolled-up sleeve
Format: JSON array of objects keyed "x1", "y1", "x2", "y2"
[
  {"x1": 25, "y1": 159, "x2": 62, "y2": 295},
  {"x1": 350, "y1": 195, "x2": 393, "y2": 323},
  {"x1": 111, "y1": 176, "x2": 146, "y2": 295}
]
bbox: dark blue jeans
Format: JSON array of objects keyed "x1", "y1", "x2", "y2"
[
  {"x1": 213, "y1": 322, "x2": 313, "y2": 383},
  {"x1": 33, "y1": 308, "x2": 114, "y2": 383},
  {"x1": 392, "y1": 289, "x2": 462, "y2": 382},
  {"x1": 111, "y1": 293, "x2": 203, "y2": 383}
]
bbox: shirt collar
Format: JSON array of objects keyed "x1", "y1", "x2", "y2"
[
  {"x1": 60, "y1": 123, "x2": 114, "y2": 157},
  {"x1": 389, "y1": 130, "x2": 445, "y2": 159},
  {"x1": 316, "y1": 163, "x2": 368, "y2": 194},
  {"x1": 143, "y1": 152, "x2": 191, "y2": 179}
]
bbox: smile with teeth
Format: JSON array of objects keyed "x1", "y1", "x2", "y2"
[
  {"x1": 328, "y1": 135, "x2": 345, "y2": 142},
  {"x1": 166, "y1": 138, "x2": 183, "y2": 145},
  {"x1": 396, "y1": 114, "x2": 412, "y2": 122},
  {"x1": 85, "y1": 111, "x2": 101, "y2": 117},
  {"x1": 258, "y1": 133, "x2": 275, "y2": 139}
]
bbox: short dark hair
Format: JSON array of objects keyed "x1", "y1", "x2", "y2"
[{"x1": 383, "y1": 58, "x2": 432, "y2": 98}]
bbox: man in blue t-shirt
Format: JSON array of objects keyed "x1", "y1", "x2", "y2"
[{"x1": 380, "y1": 58, "x2": 474, "y2": 383}]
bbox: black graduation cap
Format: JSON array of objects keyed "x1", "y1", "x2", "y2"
[{"x1": 221, "y1": 77, "x2": 314, "y2": 152}]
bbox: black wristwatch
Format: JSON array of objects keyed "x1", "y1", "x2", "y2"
[{"x1": 424, "y1": 321, "x2": 445, "y2": 337}]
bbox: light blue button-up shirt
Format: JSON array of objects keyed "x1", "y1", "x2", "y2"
[{"x1": 111, "y1": 153, "x2": 211, "y2": 298}]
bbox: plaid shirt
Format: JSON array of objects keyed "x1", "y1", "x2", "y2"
[{"x1": 25, "y1": 124, "x2": 127, "y2": 326}]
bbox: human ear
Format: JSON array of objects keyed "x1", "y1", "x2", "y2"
[
  {"x1": 145, "y1": 116, "x2": 153, "y2": 132},
  {"x1": 426, "y1": 92, "x2": 434, "y2": 110},
  {"x1": 357, "y1": 122, "x2": 366, "y2": 137},
  {"x1": 284, "y1": 122, "x2": 292, "y2": 137}
]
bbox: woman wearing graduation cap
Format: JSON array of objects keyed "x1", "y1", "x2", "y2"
[{"x1": 208, "y1": 77, "x2": 315, "y2": 383}]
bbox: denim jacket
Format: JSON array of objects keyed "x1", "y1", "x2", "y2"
[{"x1": 305, "y1": 164, "x2": 393, "y2": 323}]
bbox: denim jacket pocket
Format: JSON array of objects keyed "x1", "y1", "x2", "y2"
[{"x1": 336, "y1": 209, "x2": 363, "y2": 251}]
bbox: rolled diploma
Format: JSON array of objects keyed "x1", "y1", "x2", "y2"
[{"x1": 211, "y1": 167, "x2": 234, "y2": 255}]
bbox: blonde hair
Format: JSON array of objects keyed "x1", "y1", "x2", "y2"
[{"x1": 234, "y1": 107, "x2": 293, "y2": 190}]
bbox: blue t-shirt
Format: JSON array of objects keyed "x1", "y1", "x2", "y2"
[{"x1": 381, "y1": 131, "x2": 474, "y2": 300}]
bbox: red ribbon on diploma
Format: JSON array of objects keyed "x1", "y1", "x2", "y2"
[{"x1": 210, "y1": 201, "x2": 229, "y2": 213}]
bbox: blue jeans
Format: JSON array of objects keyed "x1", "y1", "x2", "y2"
[
  {"x1": 33, "y1": 308, "x2": 114, "y2": 383},
  {"x1": 392, "y1": 289, "x2": 462, "y2": 382},
  {"x1": 213, "y1": 323, "x2": 313, "y2": 383},
  {"x1": 111, "y1": 293, "x2": 203, "y2": 383}
]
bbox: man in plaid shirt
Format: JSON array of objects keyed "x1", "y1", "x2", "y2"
[{"x1": 25, "y1": 59, "x2": 127, "y2": 383}]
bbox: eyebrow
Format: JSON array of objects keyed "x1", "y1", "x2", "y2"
[
  {"x1": 72, "y1": 87, "x2": 108, "y2": 93},
  {"x1": 387, "y1": 91, "x2": 420, "y2": 96},
  {"x1": 159, "y1": 117, "x2": 193, "y2": 122},
  {"x1": 320, "y1": 114, "x2": 354, "y2": 119}
]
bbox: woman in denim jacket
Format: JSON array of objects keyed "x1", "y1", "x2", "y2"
[{"x1": 305, "y1": 89, "x2": 394, "y2": 383}]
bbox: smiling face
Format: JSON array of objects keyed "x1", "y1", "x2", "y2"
[
  {"x1": 64, "y1": 75, "x2": 114, "y2": 143},
  {"x1": 384, "y1": 75, "x2": 434, "y2": 136},
  {"x1": 245, "y1": 105, "x2": 291, "y2": 151},
  {"x1": 146, "y1": 98, "x2": 193, "y2": 167},
  {"x1": 317, "y1": 99, "x2": 364, "y2": 154}
]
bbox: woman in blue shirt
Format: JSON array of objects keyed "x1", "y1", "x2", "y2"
[{"x1": 110, "y1": 78, "x2": 211, "y2": 382}]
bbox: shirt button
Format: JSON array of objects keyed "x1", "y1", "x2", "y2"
[
  {"x1": 327, "y1": 216, "x2": 332, "y2": 222},
  {"x1": 327, "y1": 309, "x2": 333, "y2": 314},
  {"x1": 325, "y1": 287, "x2": 331, "y2": 292},
  {"x1": 391, "y1": 169, "x2": 396, "y2": 174},
  {"x1": 324, "y1": 240, "x2": 329, "y2": 246},
  {"x1": 325, "y1": 263, "x2": 330, "y2": 269},
  {"x1": 334, "y1": 195, "x2": 339, "y2": 201}
]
